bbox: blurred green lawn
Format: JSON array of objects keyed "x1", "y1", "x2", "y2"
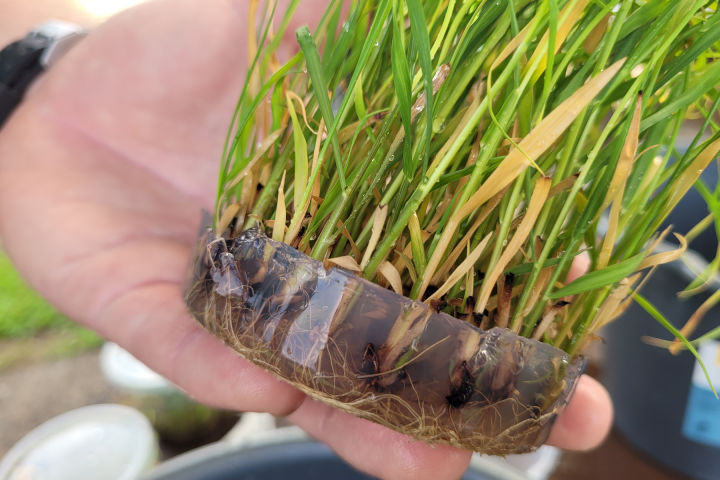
[{"x1": 0, "y1": 252, "x2": 102, "y2": 369}]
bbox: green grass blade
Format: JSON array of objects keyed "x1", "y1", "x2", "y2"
[
  {"x1": 549, "y1": 252, "x2": 645, "y2": 299},
  {"x1": 286, "y1": 94, "x2": 309, "y2": 212},
  {"x1": 657, "y1": 9, "x2": 720, "y2": 88},
  {"x1": 407, "y1": 0, "x2": 434, "y2": 173},
  {"x1": 391, "y1": 11, "x2": 414, "y2": 178},
  {"x1": 296, "y1": 26, "x2": 346, "y2": 190},
  {"x1": 642, "y1": 60, "x2": 720, "y2": 131},
  {"x1": 634, "y1": 293, "x2": 718, "y2": 397}
]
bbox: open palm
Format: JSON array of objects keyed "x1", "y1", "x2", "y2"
[{"x1": 0, "y1": 1, "x2": 611, "y2": 478}]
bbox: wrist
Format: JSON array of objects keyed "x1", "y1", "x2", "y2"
[{"x1": 0, "y1": 21, "x2": 86, "y2": 128}]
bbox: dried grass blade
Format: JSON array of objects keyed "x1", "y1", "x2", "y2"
[
  {"x1": 419, "y1": 60, "x2": 624, "y2": 299},
  {"x1": 521, "y1": 265, "x2": 554, "y2": 318},
  {"x1": 634, "y1": 293, "x2": 717, "y2": 397},
  {"x1": 431, "y1": 190, "x2": 504, "y2": 284},
  {"x1": 286, "y1": 92, "x2": 309, "y2": 213},
  {"x1": 428, "y1": 232, "x2": 493, "y2": 302},
  {"x1": 583, "y1": 13, "x2": 609, "y2": 53},
  {"x1": 217, "y1": 203, "x2": 241, "y2": 235},
  {"x1": 287, "y1": 117, "x2": 326, "y2": 244},
  {"x1": 411, "y1": 64, "x2": 451, "y2": 121},
  {"x1": 598, "y1": 93, "x2": 643, "y2": 269},
  {"x1": 272, "y1": 170, "x2": 287, "y2": 242},
  {"x1": 393, "y1": 250, "x2": 418, "y2": 284},
  {"x1": 492, "y1": 15, "x2": 534, "y2": 70},
  {"x1": 532, "y1": 302, "x2": 567, "y2": 340},
  {"x1": 548, "y1": 173, "x2": 579, "y2": 197},
  {"x1": 378, "y1": 261, "x2": 404, "y2": 295},
  {"x1": 361, "y1": 205, "x2": 388, "y2": 270},
  {"x1": 227, "y1": 129, "x2": 284, "y2": 190},
  {"x1": 337, "y1": 222, "x2": 362, "y2": 260},
  {"x1": 666, "y1": 137, "x2": 720, "y2": 211},
  {"x1": 457, "y1": 59, "x2": 625, "y2": 223},
  {"x1": 286, "y1": 91, "x2": 319, "y2": 134},
  {"x1": 496, "y1": 274, "x2": 515, "y2": 329},
  {"x1": 602, "y1": 93, "x2": 643, "y2": 211},
  {"x1": 529, "y1": 0, "x2": 591, "y2": 81},
  {"x1": 669, "y1": 288, "x2": 720, "y2": 355},
  {"x1": 637, "y1": 233, "x2": 687, "y2": 271},
  {"x1": 593, "y1": 274, "x2": 641, "y2": 331},
  {"x1": 476, "y1": 177, "x2": 551, "y2": 314},
  {"x1": 327, "y1": 256, "x2": 362, "y2": 272}
]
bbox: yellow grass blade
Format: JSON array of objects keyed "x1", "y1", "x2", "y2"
[
  {"x1": 227, "y1": 129, "x2": 284, "y2": 190},
  {"x1": 418, "y1": 59, "x2": 625, "y2": 299},
  {"x1": 217, "y1": 203, "x2": 241, "y2": 234},
  {"x1": 338, "y1": 222, "x2": 362, "y2": 260},
  {"x1": 327, "y1": 256, "x2": 362, "y2": 272},
  {"x1": 310, "y1": 118, "x2": 326, "y2": 216},
  {"x1": 459, "y1": 59, "x2": 625, "y2": 222},
  {"x1": 670, "y1": 288, "x2": 720, "y2": 354},
  {"x1": 528, "y1": 0, "x2": 591, "y2": 81},
  {"x1": 286, "y1": 117, "x2": 327, "y2": 244},
  {"x1": 378, "y1": 261, "x2": 404, "y2": 295},
  {"x1": 608, "y1": 229, "x2": 682, "y2": 319},
  {"x1": 428, "y1": 233, "x2": 493, "y2": 301},
  {"x1": 393, "y1": 250, "x2": 418, "y2": 284},
  {"x1": 532, "y1": 302, "x2": 563, "y2": 340},
  {"x1": 286, "y1": 91, "x2": 319, "y2": 134},
  {"x1": 627, "y1": 155, "x2": 663, "y2": 226},
  {"x1": 594, "y1": 274, "x2": 641, "y2": 330},
  {"x1": 286, "y1": 92, "x2": 309, "y2": 212},
  {"x1": 408, "y1": 213, "x2": 426, "y2": 275},
  {"x1": 637, "y1": 233, "x2": 687, "y2": 271},
  {"x1": 667, "y1": 138, "x2": 720, "y2": 211},
  {"x1": 583, "y1": 13, "x2": 609, "y2": 53},
  {"x1": 492, "y1": 15, "x2": 535, "y2": 70},
  {"x1": 361, "y1": 205, "x2": 388, "y2": 270},
  {"x1": 549, "y1": 173, "x2": 579, "y2": 197},
  {"x1": 475, "y1": 177, "x2": 552, "y2": 314},
  {"x1": 520, "y1": 264, "x2": 554, "y2": 318},
  {"x1": 601, "y1": 93, "x2": 643, "y2": 212},
  {"x1": 272, "y1": 170, "x2": 287, "y2": 242},
  {"x1": 597, "y1": 93, "x2": 643, "y2": 269},
  {"x1": 430, "y1": 190, "x2": 504, "y2": 284}
]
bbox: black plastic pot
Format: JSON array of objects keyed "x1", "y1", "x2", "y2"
[
  {"x1": 603, "y1": 251, "x2": 720, "y2": 480},
  {"x1": 142, "y1": 438, "x2": 508, "y2": 480}
]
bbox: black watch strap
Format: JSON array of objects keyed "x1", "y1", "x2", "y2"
[
  {"x1": 0, "y1": 35, "x2": 47, "y2": 128},
  {"x1": 0, "y1": 22, "x2": 86, "y2": 128}
]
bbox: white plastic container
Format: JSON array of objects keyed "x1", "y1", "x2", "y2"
[{"x1": 0, "y1": 404, "x2": 158, "y2": 480}]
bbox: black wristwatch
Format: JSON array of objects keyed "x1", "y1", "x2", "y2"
[{"x1": 0, "y1": 21, "x2": 86, "y2": 128}]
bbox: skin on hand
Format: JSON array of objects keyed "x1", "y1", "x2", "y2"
[{"x1": 0, "y1": 1, "x2": 611, "y2": 478}]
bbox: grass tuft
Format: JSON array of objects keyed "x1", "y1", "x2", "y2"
[{"x1": 216, "y1": 0, "x2": 720, "y2": 356}]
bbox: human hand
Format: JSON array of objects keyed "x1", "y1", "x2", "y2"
[{"x1": 0, "y1": 1, "x2": 611, "y2": 478}]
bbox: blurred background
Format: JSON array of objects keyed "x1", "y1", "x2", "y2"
[{"x1": 0, "y1": 1, "x2": 715, "y2": 479}]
